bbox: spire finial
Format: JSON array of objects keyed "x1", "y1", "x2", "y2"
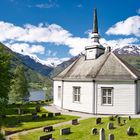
[{"x1": 93, "y1": 7, "x2": 98, "y2": 33}]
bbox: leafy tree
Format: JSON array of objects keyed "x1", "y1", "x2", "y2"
[
  {"x1": 0, "y1": 46, "x2": 11, "y2": 106},
  {"x1": 9, "y1": 65, "x2": 29, "y2": 103}
]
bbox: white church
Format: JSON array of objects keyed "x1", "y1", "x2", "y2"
[{"x1": 53, "y1": 8, "x2": 140, "y2": 115}]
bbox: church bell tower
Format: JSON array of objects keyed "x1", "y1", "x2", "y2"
[{"x1": 85, "y1": 8, "x2": 105, "y2": 60}]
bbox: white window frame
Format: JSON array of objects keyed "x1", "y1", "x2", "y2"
[
  {"x1": 73, "y1": 86, "x2": 81, "y2": 103},
  {"x1": 58, "y1": 86, "x2": 61, "y2": 100},
  {"x1": 101, "y1": 87, "x2": 113, "y2": 106}
]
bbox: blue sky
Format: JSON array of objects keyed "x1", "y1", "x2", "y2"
[{"x1": 0, "y1": 0, "x2": 140, "y2": 66}]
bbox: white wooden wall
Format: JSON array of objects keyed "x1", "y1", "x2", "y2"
[
  {"x1": 53, "y1": 81, "x2": 62, "y2": 107},
  {"x1": 137, "y1": 80, "x2": 140, "y2": 113},
  {"x1": 96, "y1": 81, "x2": 136, "y2": 114},
  {"x1": 62, "y1": 81, "x2": 94, "y2": 113}
]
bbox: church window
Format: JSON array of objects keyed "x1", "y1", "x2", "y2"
[
  {"x1": 101, "y1": 88, "x2": 113, "y2": 105},
  {"x1": 73, "y1": 87, "x2": 81, "y2": 102}
]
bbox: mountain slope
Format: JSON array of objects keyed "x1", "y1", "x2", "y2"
[{"x1": 0, "y1": 43, "x2": 52, "y2": 89}]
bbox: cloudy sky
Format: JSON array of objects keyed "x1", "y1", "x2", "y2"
[{"x1": 0, "y1": 0, "x2": 140, "y2": 66}]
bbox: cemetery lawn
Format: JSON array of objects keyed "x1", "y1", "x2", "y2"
[
  {"x1": 17, "y1": 117, "x2": 140, "y2": 140},
  {"x1": 0, "y1": 103, "x2": 78, "y2": 134}
]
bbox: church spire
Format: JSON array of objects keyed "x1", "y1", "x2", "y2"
[{"x1": 93, "y1": 7, "x2": 98, "y2": 33}]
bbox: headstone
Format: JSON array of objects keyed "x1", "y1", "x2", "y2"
[
  {"x1": 39, "y1": 134, "x2": 52, "y2": 140},
  {"x1": 54, "y1": 112, "x2": 61, "y2": 116},
  {"x1": 117, "y1": 117, "x2": 121, "y2": 125},
  {"x1": 42, "y1": 114, "x2": 47, "y2": 118},
  {"x1": 36, "y1": 105, "x2": 40, "y2": 112},
  {"x1": 108, "y1": 134, "x2": 114, "y2": 140},
  {"x1": 128, "y1": 116, "x2": 131, "y2": 120},
  {"x1": 127, "y1": 127, "x2": 134, "y2": 136},
  {"x1": 107, "y1": 123, "x2": 114, "y2": 130},
  {"x1": 99, "y1": 128, "x2": 105, "y2": 140},
  {"x1": 72, "y1": 119, "x2": 78, "y2": 125},
  {"x1": 96, "y1": 117, "x2": 101, "y2": 124},
  {"x1": 48, "y1": 113, "x2": 53, "y2": 118},
  {"x1": 91, "y1": 128, "x2": 98, "y2": 135},
  {"x1": 43, "y1": 126, "x2": 53, "y2": 132},
  {"x1": 123, "y1": 120, "x2": 127, "y2": 124},
  {"x1": 60, "y1": 128, "x2": 71, "y2": 135}
]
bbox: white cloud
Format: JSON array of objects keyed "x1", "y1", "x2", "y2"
[
  {"x1": 5, "y1": 43, "x2": 45, "y2": 55},
  {"x1": 0, "y1": 21, "x2": 90, "y2": 56},
  {"x1": 35, "y1": 0, "x2": 59, "y2": 9},
  {"x1": 137, "y1": 9, "x2": 140, "y2": 14},
  {"x1": 100, "y1": 37, "x2": 138, "y2": 50},
  {"x1": 40, "y1": 57, "x2": 69, "y2": 67},
  {"x1": 77, "y1": 4, "x2": 83, "y2": 8},
  {"x1": 106, "y1": 16, "x2": 140, "y2": 37}
]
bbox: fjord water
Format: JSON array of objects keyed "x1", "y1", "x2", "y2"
[{"x1": 29, "y1": 90, "x2": 45, "y2": 101}]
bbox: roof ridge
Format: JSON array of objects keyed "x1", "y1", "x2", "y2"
[
  {"x1": 94, "y1": 53, "x2": 111, "y2": 78},
  {"x1": 112, "y1": 53, "x2": 139, "y2": 79}
]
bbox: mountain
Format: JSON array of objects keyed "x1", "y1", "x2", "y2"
[
  {"x1": 0, "y1": 43, "x2": 52, "y2": 89},
  {"x1": 49, "y1": 56, "x2": 79, "y2": 78},
  {"x1": 16, "y1": 53, "x2": 53, "y2": 76},
  {"x1": 113, "y1": 45, "x2": 140, "y2": 56}
]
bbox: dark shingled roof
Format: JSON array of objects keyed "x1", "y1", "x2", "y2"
[{"x1": 53, "y1": 52, "x2": 140, "y2": 81}]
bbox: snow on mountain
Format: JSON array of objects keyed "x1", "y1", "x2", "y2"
[{"x1": 113, "y1": 45, "x2": 140, "y2": 55}]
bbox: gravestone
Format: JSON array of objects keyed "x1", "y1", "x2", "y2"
[
  {"x1": 108, "y1": 134, "x2": 114, "y2": 140},
  {"x1": 96, "y1": 117, "x2": 101, "y2": 124},
  {"x1": 36, "y1": 105, "x2": 41, "y2": 112},
  {"x1": 72, "y1": 119, "x2": 78, "y2": 125},
  {"x1": 48, "y1": 113, "x2": 53, "y2": 118},
  {"x1": 39, "y1": 134, "x2": 52, "y2": 140},
  {"x1": 107, "y1": 123, "x2": 114, "y2": 130},
  {"x1": 54, "y1": 112, "x2": 61, "y2": 116},
  {"x1": 43, "y1": 126, "x2": 53, "y2": 132},
  {"x1": 91, "y1": 128, "x2": 98, "y2": 135},
  {"x1": 127, "y1": 127, "x2": 134, "y2": 136},
  {"x1": 117, "y1": 117, "x2": 121, "y2": 125},
  {"x1": 128, "y1": 116, "x2": 131, "y2": 120},
  {"x1": 60, "y1": 128, "x2": 71, "y2": 135},
  {"x1": 99, "y1": 128, "x2": 105, "y2": 140},
  {"x1": 17, "y1": 108, "x2": 21, "y2": 115},
  {"x1": 42, "y1": 114, "x2": 47, "y2": 118},
  {"x1": 123, "y1": 120, "x2": 127, "y2": 124}
]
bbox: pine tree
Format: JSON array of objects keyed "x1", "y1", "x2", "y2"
[
  {"x1": 10, "y1": 65, "x2": 29, "y2": 103},
  {"x1": 0, "y1": 46, "x2": 11, "y2": 102}
]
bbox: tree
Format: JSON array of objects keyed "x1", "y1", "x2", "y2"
[
  {"x1": 0, "y1": 46, "x2": 11, "y2": 104},
  {"x1": 9, "y1": 65, "x2": 29, "y2": 103}
]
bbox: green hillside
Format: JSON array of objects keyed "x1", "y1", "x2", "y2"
[{"x1": 0, "y1": 43, "x2": 52, "y2": 89}]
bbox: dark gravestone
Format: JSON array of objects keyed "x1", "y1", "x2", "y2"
[
  {"x1": 91, "y1": 128, "x2": 98, "y2": 135},
  {"x1": 127, "y1": 127, "x2": 134, "y2": 136},
  {"x1": 108, "y1": 134, "x2": 114, "y2": 140},
  {"x1": 54, "y1": 112, "x2": 61, "y2": 116},
  {"x1": 42, "y1": 114, "x2": 47, "y2": 118},
  {"x1": 124, "y1": 120, "x2": 127, "y2": 124},
  {"x1": 39, "y1": 134, "x2": 52, "y2": 140},
  {"x1": 96, "y1": 117, "x2": 101, "y2": 124},
  {"x1": 43, "y1": 126, "x2": 53, "y2": 132},
  {"x1": 72, "y1": 119, "x2": 78, "y2": 125},
  {"x1": 36, "y1": 105, "x2": 41, "y2": 112},
  {"x1": 128, "y1": 116, "x2": 131, "y2": 120},
  {"x1": 60, "y1": 128, "x2": 71, "y2": 135},
  {"x1": 48, "y1": 113, "x2": 53, "y2": 118},
  {"x1": 107, "y1": 123, "x2": 114, "y2": 130},
  {"x1": 117, "y1": 117, "x2": 121, "y2": 125}
]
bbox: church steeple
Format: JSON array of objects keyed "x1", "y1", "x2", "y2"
[
  {"x1": 85, "y1": 7, "x2": 105, "y2": 60},
  {"x1": 93, "y1": 8, "x2": 98, "y2": 33}
]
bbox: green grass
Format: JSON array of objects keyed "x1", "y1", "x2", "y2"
[
  {"x1": 0, "y1": 103, "x2": 78, "y2": 134},
  {"x1": 18, "y1": 117, "x2": 140, "y2": 140}
]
